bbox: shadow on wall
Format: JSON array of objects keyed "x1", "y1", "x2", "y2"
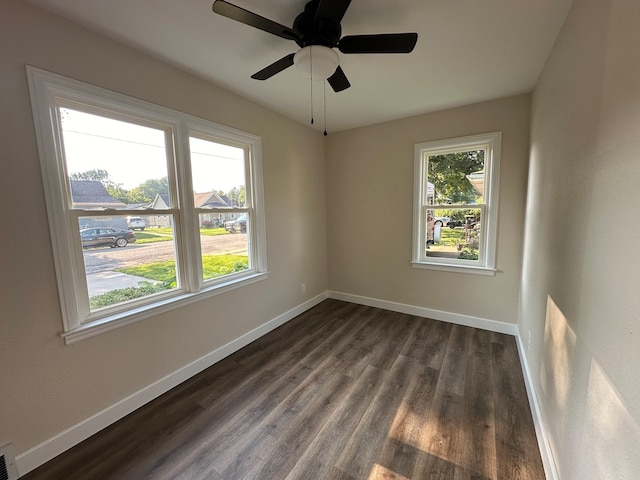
[{"x1": 540, "y1": 295, "x2": 640, "y2": 479}]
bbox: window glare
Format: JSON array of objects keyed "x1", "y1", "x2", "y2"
[
  {"x1": 189, "y1": 136, "x2": 245, "y2": 196},
  {"x1": 60, "y1": 108, "x2": 169, "y2": 192}
]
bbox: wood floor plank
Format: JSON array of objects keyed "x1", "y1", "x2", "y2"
[
  {"x1": 21, "y1": 300, "x2": 545, "y2": 480},
  {"x1": 461, "y1": 328, "x2": 498, "y2": 479},
  {"x1": 380, "y1": 366, "x2": 440, "y2": 479},
  {"x1": 242, "y1": 371, "x2": 354, "y2": 479},
  {"x1": 283, "y1": 364, "x2": 386, "y2": 480},
  {"x1": 491, "y1": 334, "x2": 546, "y2": 480},
  {"x1": 401, "y1": 317, "x2": 453, "y2": 370},
  {"x1": 334, "y1": 354, "x2": 427, "y2": 479}
]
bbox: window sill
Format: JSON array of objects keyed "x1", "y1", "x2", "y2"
[
  {"x1": 411, "y1": 261, "x2": 497, "y2": 276},
  {"x1": 61, "y1": 272, "x2": 269, "y2": 344}
]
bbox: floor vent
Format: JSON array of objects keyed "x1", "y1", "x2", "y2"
[{"x1": 0, "y1": 444, "x2": 18, "y2": 480}]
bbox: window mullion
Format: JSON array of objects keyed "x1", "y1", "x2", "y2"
[
  {"x1": 171, "y1": 122, "x2": 201, "y2": 292},
  {"x1": 67, "y1": 209, "x2": 91, "y2": 324}
]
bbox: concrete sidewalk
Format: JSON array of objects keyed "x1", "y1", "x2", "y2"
[{"x1": 87, "y1": 271, "x2": 159, "y2": 296}]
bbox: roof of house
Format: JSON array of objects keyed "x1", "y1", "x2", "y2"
[
  {"x1": 194, "y1": 192, "x2": 228, "y2": 208},
  {"x1": 146, "y1": 192, "x2": 229, "y2": 210},
  {"x1": 70, "y1": 180, "x2": 126, "y2": 208}
]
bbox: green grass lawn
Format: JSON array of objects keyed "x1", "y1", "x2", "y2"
[
  {"x1": 134, "y1": 231, "x2": 174, "y2": 244},
  {"x1": 114, "y1": 254, "x2": 248, "y2": 282},
  {"x1": 90, "y1": 253, "x2": 249, "y2": 309},
  {"x1": 135, "y1": 227, "x2": 228, "y2": 243},
  {"x1": 438, "y1": 228, "x2": 464, "y2": 246},
  {"x1": 152, "y1": 227, "x2": 174, "y2": 235},
  {"x1": 430, "y1": 227, "x2": 479, "y2": 260},
  {"x1": 200, "y1": 227, "x2": 228, "y2": 236},
  {"x1": 202, "y1": 254, "x2": 249, "y2": 279}
]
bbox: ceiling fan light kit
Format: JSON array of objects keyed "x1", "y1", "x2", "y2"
[
  {"x1": 212, "y1": 0, "x2": 418, "y2": 132},
  {"x1": 294, "y1": 45, "x2": 339, "y2": 80}
]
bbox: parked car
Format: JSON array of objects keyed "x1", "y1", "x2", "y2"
[
  {"x1": 126, "y1": 216, "x2": 146, "y2": 230},
  {"x1": 448, "y1": 215, "x2": 478, "y2": 229},
  {"x1": 434, "y1": 216, "x2": 450, "y2": 227},
  {"x1": 224, "y1": 215, "x2": 247, "y2": 233},
  {"x1": 81, "y1": 227, "x2": 136, "y2": 248}
]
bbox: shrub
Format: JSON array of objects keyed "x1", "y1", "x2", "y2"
[
  {"x1": 458, "y1": 247, "x2": 479, "y2": 260},
  {"x1": 89, "y1": 281, "x2": 171, "y2": 310}
]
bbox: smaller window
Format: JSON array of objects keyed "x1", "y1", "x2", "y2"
[{"x1": 412, "y1": 132, "x2": 501, "y2": 275}]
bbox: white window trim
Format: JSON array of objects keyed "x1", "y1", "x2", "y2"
[
  {"x1": 27, "y1": 66, "x2": 268, "y2": 343},
  {"x1": 411, "y1": 132, "x2": 501, "y2": 275}
]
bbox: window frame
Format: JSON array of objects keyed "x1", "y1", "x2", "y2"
[
  {"x1": 411, "y1": 132, "x2": 501, "y2": 275},
  {"x1": 27, "y1": 66, "x2": 268, "y2": 343}
]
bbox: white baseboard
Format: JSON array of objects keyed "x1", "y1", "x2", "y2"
[
  {"x1": 515, "y1": 331, "x2": 559, "y2": 480},
  {"x1": 328, "y1": 290, "x2": 518, "y2": 336},
  {"x1": 15, "y1": 292, "x2": 328, "y2": 477}
]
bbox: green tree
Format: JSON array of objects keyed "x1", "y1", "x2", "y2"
[
  {"x1": 70, "y1": 169, "x2": 115, "y2": 186},
  {"x1": 128, "y1": 177, "x2": 169, "y2": 204},
  {"x1": 225, "y1": 185, "x2": 246, "y2": 207},
  {"x1": 428, "y1": 150, "x2": 484, "y2": 204}
]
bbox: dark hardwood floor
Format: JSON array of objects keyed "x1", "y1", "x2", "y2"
[{"x1": 22, "y1": 299, "x2": 545, "y2": 480}]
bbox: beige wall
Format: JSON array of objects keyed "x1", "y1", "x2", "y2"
[
  {"x1": 521, "y1": 0, "x2": 640, "y2": 477},
  {"x1": 0, "y1": 0, "x2": 327, "y2": 458},
  {"x1": 8, "y1": 0, "x2": 638, "y2": 477},
  {"x1": 325, "y1": 95, "x2": 531, "y2": 324}
]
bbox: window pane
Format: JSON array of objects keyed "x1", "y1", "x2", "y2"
[
  {"x1": 427, "y1": 150, "x2": 484, "y2": 205},
  {"x1": 199, "y1": 213, "x2": 250, "y2": 282},
  {"x1": 426, "y1": 208, "x2": 482, "y2": 261},
  {"x1": 189, "y1": 136, "x2": 246, "y2": 208},
  {"x1": 80, "y1": 214, "x2": 179, "y2": 312},
  {"x1": 59, "y1": 107, "x2": 171, "y2": 209}
]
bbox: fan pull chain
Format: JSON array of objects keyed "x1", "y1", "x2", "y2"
[
  {"x1": 310, "y1": 47, "x2": 314, "y2": 125},
  {"x1": 310, "y1": 77, "x2": 314, "y2": 125},
  {"x1": 323, "y1": 81, "x2": 328, "y2": 136}
]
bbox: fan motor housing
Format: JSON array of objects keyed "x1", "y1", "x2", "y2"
[{"x1": 293, "y1": 1, "x2": 342, "y2": 48}]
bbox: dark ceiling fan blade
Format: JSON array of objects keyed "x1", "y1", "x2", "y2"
[
  {"x1": 315, "y1": 0, "x2": 351, "y2": 23},
  {"x1": 251, "y1": 53, "x2": 295, "y2": 80},
  {"x1": 212, "y1": 1, "x2": 299, "y2": 41},
  {"x1": 338, "y1": 32, "x2": 418, "y2": 54},
  {"x1": 327, "y1": 66, "x2": 350, "y2": 92}
]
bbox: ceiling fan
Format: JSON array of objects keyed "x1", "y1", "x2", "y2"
[{"x1": 212, "y1": 0, "x2": 418, "y2": 93}]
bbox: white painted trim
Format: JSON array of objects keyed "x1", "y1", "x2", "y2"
[
  {"x1": 410, "y1": 261, "x2": 497, "y2": 276},
  {"x1": 15, "y1": 292, "x2": 328, "y2": 477},
  {"x1": 412, "y1": 131, "x2": 502, "y2": 272},
  {"x1": 515, "y1": 331, "x2": 560, "y2": 480},
  {"x1": 328, "y1": 291, "x2": 517, "y2": 336},
  {"x1": 62, "y1": 273, "x2": 270, "y2": 345},
  {"x1": 26, "y1": 65, "x2": 269, "y2": 335}
]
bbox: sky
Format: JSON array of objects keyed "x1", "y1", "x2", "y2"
[{"x1": 60, "y1": 108, "x2": 245, "y2": 193}]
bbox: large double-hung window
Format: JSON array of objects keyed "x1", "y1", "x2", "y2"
[
  {"x1": 412, "y1": 132, "x2": 501, "y2": 275},
  {"x1": 28, "y1": 67, "x2": 267, "y2": 342}
]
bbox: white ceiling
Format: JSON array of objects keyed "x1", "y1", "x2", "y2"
[{"x1": 29, "y1": 0, "x2": 573, "y2": 133}]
